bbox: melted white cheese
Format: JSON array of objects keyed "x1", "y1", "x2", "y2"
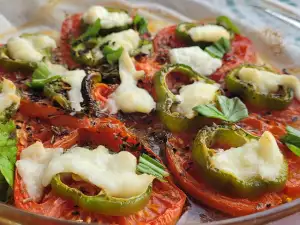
[
  {"x1": 0, "y1": 78, "x2": 20, "y2": 113},
  {"x1": 46, "y1": 62, "x2": 86, "y2": 112},
  {"x1": 17, "y1": 142, "x2": 154, "y2": 200},
  {"x1": 16, "y1": 142, "x2": 63, "y2": 201},
  {"x1": 107, "y1": 51, "x2": 156, "y2": 114},
  {"x1": 212, "y1": 131, "x2": 284, "y2": 181},
  {"x1": 175, "y1": 82, "x2": 220, "y2": 119},
  {"x1": 99, "y1": 29, "x2": 140, "y2": 53},
  {"x1": 238, "y1": 67, "x2": 300, "y2": 101},
  {"x1": 7, "y1": 35, "x2": 56, "y2": 62},
  {"x1": 42, "y1": 146, "x2": 154, "y2": 198},
  {"x1": 169, "y1": 46, "x2": 222, "y2": 76},
  {"x1": 188, "y1": 25, "x2": 230, "y2": 43},
  {"x1": 83, "y1": 6, "x2": 133, "y2": 29},
  {"x1": 62, "y1": 70, "x2": 86, "y2": 112}
]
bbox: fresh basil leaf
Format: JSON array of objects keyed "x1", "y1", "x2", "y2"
[
  {"x1": 133, "y1": 14, "x2": 148, "y2": 34},
  {"x1": 80, "y1": 18, "x2": 101, "y2": 41},
  {"x1": 205, "y1": 37, "x2": 231, "y2": 59},
  {"x1": 218, "y1": 96, "x2": 248, "y2": 122},
  {"x1": 28, "y1": 63, "x2": 61, "y2": 89},
  {"x1": 286, "y1": 143, "x2": 300, "y2": 157},
  {"x1": 282, "y1": 126, "x2": 300, "y2": 147},
  {"x1": 205, "y1": 45, "x2": 223, "y2": 58},
  {"x1": 216, "y1": 15, "x2": 240, "y2": 34},
  {"x1": 0, "y1": 120, "x2": 17, "y2": 189},
  {"x1": 281, "y1": 126, "x2": 300, "y2": 157},
  {"x1": 219, "y1": 37, "x2": 231, "y2": 52},
  {"x1": 103, "y1": 45, "x2": 123, "y2": 65},
  {"x1": 193, "y1": 96, "x2": 248, "y2": 123},
  {"x1": 193, "y1": 103, "x2": 227, "y2": 121}
]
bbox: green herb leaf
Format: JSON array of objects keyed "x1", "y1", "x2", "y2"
[
  {"x1": 193, "y1": 96, "x2": 248, "y2": 123},
  {"x1": 205, "y1": 45, "x2": 224, "y2": 58},
  {"x1": 281, "y1": 126, "x2": 300, "y2": 157},
  {"x1": 282, "y1": 126, "x2": 300, "y2": 147},
  {"x1": 133, "y1": 14, "x2": 148, "y2": 34},
  {"x1": 286, "y1": 143, "x2": 300, "y2": 157},
  {"x1": 79, "y1": 18, "x2": 101, "y2": 41},
  {"x1": 28, "y1": 62, "x2": 61, "y2": 89},
  {"x1": 136, "y1": 154, "x2": 169, "y2": 181},
  {"x1": 193, "y1": 103, "x2": 227, "y2": 121},
  {"x1": 216, "y1": 15, "x2": 240, "y2": 34},
  {"x1": 205, "y1": 37, "x2": 231, "y2": 59},
  {"x1": 0, "y1": 120, "x2": 17, "y2": 190},
  {"x1": 102, "y1": 45, "x2": 123, "y2": 65},
  {"x1": 218, "y1": 96, "x2": 248, "y2": 122}
]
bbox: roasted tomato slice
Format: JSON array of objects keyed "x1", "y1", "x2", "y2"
[
  {"x1": 210, "y1": 34, "x2": 257, "y2": 83},
  {"x1": 60, "y1": 13, "x2": 82, "y2": 69},
  {"x1": 165, "y1": 134, "x2": 283, "y2": 217},
  {"x1": 239, "y1": 113, "x2": 300, "y2": 198},
  {"x1": 19, "y1": 99, "x2": 90, "y2": 129},
  {"x1": 14, "y1": 118, "x2": 186, "y2": 225}
]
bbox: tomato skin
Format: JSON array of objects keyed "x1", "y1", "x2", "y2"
[
  {"x1": 60, "y1": 14, "x2": 82, "y2": 69},
  {"x1": 19, "y1": 99, "x2": 90, "y2": 129},
  {"x1": 165, "y1": 135, "x2": 283, "y2": 217},
  {"x1": 247, "y1": 100, "x2": 300, "y2": 129},
  {"x1": 210, "y1": 34, "x2": 257, "y2": 83},
  {"x1": 14, "y1": 118, "x2": 186, "y2": 225},
  {"x1": 135, "y1": 56, "x2": 162, "y2": 99},
  {"x1": 153, "y1": 25, "x2": 187, "y2": 55}
]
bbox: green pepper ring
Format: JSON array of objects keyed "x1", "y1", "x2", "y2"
[
  {"x1": 0, "y1": 46, "x2": 37, "y2": 72},
  {"x1": 225, "y1": 64, "x2": 294, "y2": 110},
  {"x1": 80, "y1": 7, "x2": 132, "y2": 37},
  {"x1": 51, "y1": 174, "x2": 152, "y2": 216},
  {"x1": 192, "y1": 124, "x2": 288, "y2": 198},
  {"x1": 154, "y1": 64, "x2": 221, "y2": 132},
  {"x1": 175, "y1": 22, "x2": 234, "y2": 48}
]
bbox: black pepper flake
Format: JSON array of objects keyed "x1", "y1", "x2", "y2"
[
  {"x1": 266, "y1": 203, "x2": 272, "y2": 208},
  {"x1": 282, "y1": 68, "x2": 290, "y2": 75},
  {"x1": 16, "y1": 125, "x2": 21, "y2": 129},
  {"x1": 172, "y1": 147, "x2": 177, "y2": 153},
  {"x1": 265, "y1": 111, "x2": 272, "y2": 116},
  {"x1": 292, "y1": 117, "x2": 298, "y2": 122},
  {"x1": 71, "y1": 211, "x2": 80, "y2": 216}
]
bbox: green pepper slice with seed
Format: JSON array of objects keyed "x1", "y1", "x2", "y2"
[
  {"x1": 192, "y1": 125, "x2": 288, "y2": 198},
  {"x1": 51, "y1": 173, "x2": 152, "y2": 216},
  {"x1": 225, "y1": 65, "x2": 293, "y2": 110},
  {"x1": 154, "y1": 64, "x2": 220, "y2": 132}
]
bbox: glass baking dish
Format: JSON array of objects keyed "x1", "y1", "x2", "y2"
[{"x1": 0, "y1": 0, "x2": 299, "y2": 224}]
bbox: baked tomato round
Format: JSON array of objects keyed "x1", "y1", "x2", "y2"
[
  {"x1": 19, "y1": 99, "x2": 90, "y2": 129},
  {"x1": 165, "y1": 133, "x2": 283, "y2": 217},
  {"x1": 14, "y1": 118, "x2": 186, "y2": 225},
  {"x1": 239, "y1": 113, "x2": 300, "y2": 199}
]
